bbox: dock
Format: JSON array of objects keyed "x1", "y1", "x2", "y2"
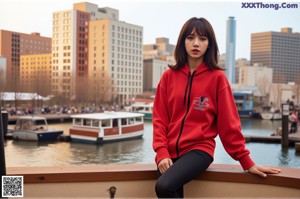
[{"x1": 244, "y1": 131, "x2": 300, "y2": 145}]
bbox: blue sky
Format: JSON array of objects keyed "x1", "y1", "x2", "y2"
[{"x1": 0, "y1": 0, "x2": 299, "y2": 59}]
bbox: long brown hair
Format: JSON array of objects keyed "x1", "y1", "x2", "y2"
[{"x1": 169, "y1": 17, "x2": 223, "y2": 70}]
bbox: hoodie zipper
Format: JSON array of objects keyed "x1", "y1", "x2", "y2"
[{"x1": 175, "y1": 70, "x2": 196, "y2": 157}]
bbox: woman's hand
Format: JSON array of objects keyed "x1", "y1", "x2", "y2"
[
  {"x1": 158, "y1": 158, "x2": 173, "y2": 174},
  {"x1": 248, "y1": 165, "x2": 282, "y2": 177}
]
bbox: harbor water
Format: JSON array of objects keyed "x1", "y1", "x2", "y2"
[{"x1": 4, "y1": 119, "x2": 300, "y2": 168}]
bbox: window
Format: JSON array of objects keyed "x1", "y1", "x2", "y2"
[{"x1": 101, "y1": 119, "x2": 111, "y2": 127}]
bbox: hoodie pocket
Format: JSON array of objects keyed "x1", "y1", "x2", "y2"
[{"x1": 180, "y1": 121, "x2": 205, "y2": 143}]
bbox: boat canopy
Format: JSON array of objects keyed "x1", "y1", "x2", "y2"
[{"x1": 71, "y1": 111, "x2": 144, "y2": 120}]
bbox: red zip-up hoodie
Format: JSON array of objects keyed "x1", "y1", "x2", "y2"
[{"x1": 152, "y1": 63, "x2": 255, "y2": 171}]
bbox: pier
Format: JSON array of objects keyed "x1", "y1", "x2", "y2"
[{"x1": 244, "y1": 132, "x2": 300, "y2": 145}]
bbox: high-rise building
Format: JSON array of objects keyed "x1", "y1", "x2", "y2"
[
  {"x1": 88, "y1": 16, "x2": 143, "y2": 104},
  {"x1": 143, "y1": 38, "x2": 175, "y2": 92},
  {"x1": 20, "y1": 54, "x2": 52, "y2": 96},
  {"x1": 52, "y1": 2, "x2": 143, "y2": 104},
  {"x1": 225, "y1": 16, "x2": 236, "y2": 83},
  {"x1": 52, "y1": 5, "x2": 90, "y2": 101},
  {"x1": 0, "y1": 30, "x2": 51, "y2": 91},
  {"x1": 251, "y1": 28, "x2": 300, "y2": 83}
]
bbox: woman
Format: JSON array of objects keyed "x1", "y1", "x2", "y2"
[{"x1": 152, "y1": 17, "x2": 281, "y2": 198}]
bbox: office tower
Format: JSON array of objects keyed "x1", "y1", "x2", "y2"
[
  {"x1": 52, "y1": 6, "x2": 90, "y2": 101},
  {"x1": 225, "y1": 16, "x2": 236, "y2": 83},
  {"x1": 251, "y1": 28, "x2": 300, "y2": 84},
  {"x1": 88, "y1": 17, "x2": 143, "y2": 104},
  {"x1": 0, "y1": 30, "x2": 51, "y2": 91},
  {"x1": 52, "y1": 2, "x2": 143, "y2": 104},
  {"x1": 20, "y1": 54, "x2": 52, "y2": 96}
]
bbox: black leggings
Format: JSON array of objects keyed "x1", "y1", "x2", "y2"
[{"x1": 155, "y1": 150, "x2": 213, "y2": 198}]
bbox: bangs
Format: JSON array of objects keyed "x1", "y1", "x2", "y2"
[{"x1": 185, "y1": 19, "x2": 209, "y2": 38}]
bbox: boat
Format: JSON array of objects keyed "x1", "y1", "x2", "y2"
[
  {"x1": 260, "y1": 109, "x2": 282, "y2": 120},
  {"x1": 6, "y1": 164, "x2": 300, "y2": 198},
  {"x1": 129, "y1": 102, "x2": 153, "y2": 119},
  {"x1": 272, "y1": 109, "x2": 282, "y2": 120},
  {"x1": 233, "y1": 91, "x2": 254, "y2": 118},
  {"x1": 69, "y1": 111, "x2": 144, "y2": 144},
  {"x1": 12, "y1": 116, "x2": 63, "y2": 141},
  {"x1": 260, "y1": 112, "x2": 274, "y2": 120}
]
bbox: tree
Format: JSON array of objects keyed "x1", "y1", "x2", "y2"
[
  {"x1": 256, "y1": 75, "x2": 271, "y2": 96},
  {"x1": 88, "y1": 71, "x2": 114, "y2": 106}
]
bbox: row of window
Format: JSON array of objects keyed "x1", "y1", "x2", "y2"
[
  {"x1": 21, "y1": 62, "x2": 50, "y2": 65},
  {"x1": 53, "y1": 12, "x2": 71, "y2": 18},
  {"x1": 20, "y1": 39, "x2": 51, "y2": 45},
  {"x1": 111, "y1": 25, "x2": 142, "y2": 36},
  {"x1": 51, "y1": 79, "x2": 70, "y2": 83},
  {"x1": 53, "y1": 26, "x2": 71, "y2": 32},
  {"x1": 52, "y1": 85, "x2": 70, "y2": 90}
]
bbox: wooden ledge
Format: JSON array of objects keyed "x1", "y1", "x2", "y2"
[{"x1": 6, "y1": 164, "x2": 300, "y2": 189}]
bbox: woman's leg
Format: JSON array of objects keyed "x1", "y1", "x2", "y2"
[{"x1": 155, "y1": 150, "x2": 213, "y2": 198}]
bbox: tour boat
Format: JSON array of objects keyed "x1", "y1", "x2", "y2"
[
  {"x1": 129, "y1": 102, "x2": 153, "y2": 119},
  {"x1": 69, "y1": 111, "x2": 144, "y2": 144},
  {"x1": 12, "y1": 116, "x2": 63, "y2": 141}
]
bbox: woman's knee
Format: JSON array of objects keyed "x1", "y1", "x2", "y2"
[{"x1": 155, "y1": 177, "x2": 174, "y2": 196}]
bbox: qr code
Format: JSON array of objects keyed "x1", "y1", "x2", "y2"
[{"x1": 1, "y1": 176, "x2": 24, "y2": 197}]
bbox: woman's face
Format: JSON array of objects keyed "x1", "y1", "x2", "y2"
[{"x1": 184, "y1": 29, "x2": 209, "y2": 61}]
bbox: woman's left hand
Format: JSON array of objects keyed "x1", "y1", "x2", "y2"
[{"x1": 248, "y1": 165, "x2": 282, "y2": 177}]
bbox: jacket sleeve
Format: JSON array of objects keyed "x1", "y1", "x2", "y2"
[
  {"x1": 152, "y1": 73, "x2": 171, "y2": 164},
  {"x1": 217, "y1": 85, "x2": 255, "y2": 170}
]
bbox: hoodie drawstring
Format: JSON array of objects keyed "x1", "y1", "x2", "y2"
[
  {"x1": 183, "y1": 71, "x2": 195, "y2": 105},
  {"x1": 183, "y1": 72, "x2": 191, "y2": 105},
  {"x1": 176, "y1": 70, "x2": 196, "y2": 157}
]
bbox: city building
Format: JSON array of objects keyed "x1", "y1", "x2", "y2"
[
  {"x1": 144, "y1": 37, "x2": 175, "y2": 60},
  {"x1": 52, "y1": 2, "x2": 143, "y2": 104},
  {"x1": 0, "y1": 30, "x2": 51, "y2": 91},
  {"x1": 251, "y1": 27, "x2": 300, "y2": 84},
  {"x1": 20, "y1": 54, "x2": 52, "y2": 96},
  {"x1": 0, "y1": 56, "x2": 6, "y2": 87},
  {"x1": 268, "y1": 83, "x2": 300, "y2": 109},
  {"x1": 235, "y1": 58, "x2": 250, "y2": 84},
  {"x1": 143, "y1": 58, "x2": 171, "y2": 92},
  {"x1": 52, "y1": 4, "x2": 90, "y2": 102},
  {"x1": 239, "y1": 63, "x2": 273, "y2": 97},
  {"x1": 143, "y1": 38, "x2": 175, "y2": 92},
  {"x1": 225, "y1": 16, "x2": 236, "y2": 84}
]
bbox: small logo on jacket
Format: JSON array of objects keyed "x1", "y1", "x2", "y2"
[{"x1": 193, "y1": 96, "x2": 209, "y2": 111}]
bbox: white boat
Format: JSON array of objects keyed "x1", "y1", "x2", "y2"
[
  {"x1": 129, "y1": 102, "x2": 153, "y2": 119},
  {"x1": 260, "y1": 109, "x2": 282, "y2": 120},
  {"x1": 69, "y1": 111, "x2": 144, "y2": 144},
  {"x1": 12, "y1": 116, "x2": 63, "y2": 141},
  {"x1": 260, "y1": 112, "x2": 274, "y2": 120},
  {"x1": 272, "y1": 110, "x2": 282, "y2": 120}
]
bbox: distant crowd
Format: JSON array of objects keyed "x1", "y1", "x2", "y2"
[{"x1": 2, "y1": 104, "x2": 127, "y2": 116}]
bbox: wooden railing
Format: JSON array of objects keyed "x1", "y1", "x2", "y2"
[{"x1": 6, "y1": 164, "x2": 300, "y2": 198}]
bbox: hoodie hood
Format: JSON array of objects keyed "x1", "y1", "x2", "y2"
[{"x1": 179, "y1": 62, "x2": 211, "y2": 76}]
